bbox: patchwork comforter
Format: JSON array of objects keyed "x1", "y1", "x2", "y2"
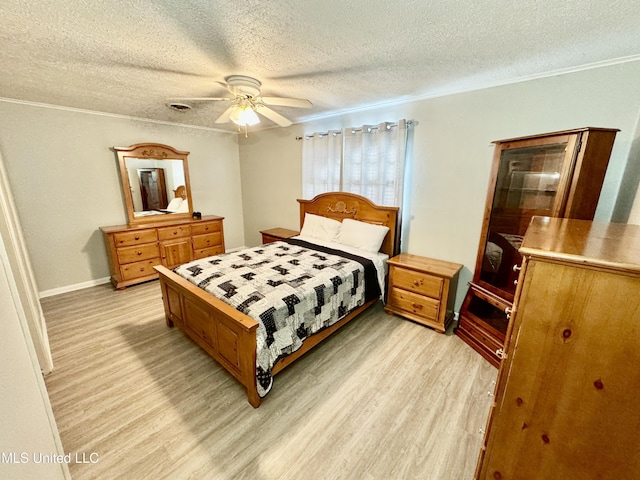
[{"x1": 173, "y1": 238, "x2": 381, "y2": 397}]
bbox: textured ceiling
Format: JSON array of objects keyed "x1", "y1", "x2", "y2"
[{"x1": 1, "y1": 0, "x2": 640, "y2": 133}]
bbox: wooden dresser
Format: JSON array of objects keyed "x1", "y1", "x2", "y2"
[
  {"x1": 101, "y1": 215, "x2": 224, "y2": 289},
  {"x1": 385, "y1": 254, "x2": 462, "y2": 333},
  {"x1": 476, "y1": 217, "x2": 640, "y2": 479}
]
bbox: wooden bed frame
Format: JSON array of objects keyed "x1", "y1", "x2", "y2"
[{"x1": 155, "y1": 192, "x2": 399, "y2": 407}]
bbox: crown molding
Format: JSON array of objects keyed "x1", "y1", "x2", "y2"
[
  {"x1": 0, "y1": 97, "x2": 235, "y2": 134},
  {"x1": 297, "y1": 54, "x2": 640, "y2": 124}
]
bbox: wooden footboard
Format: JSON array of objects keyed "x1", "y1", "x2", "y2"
[
  {"x1": 156, "y1": 265, "x2": 262, "y2": 407},
  {"x1": 156, "y1": 265, "x2": 377, "y2": 407}
]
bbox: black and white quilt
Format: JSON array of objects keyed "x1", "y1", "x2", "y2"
[{"x1": 173, "y1": 238, "x2": 381, "y2": 397}]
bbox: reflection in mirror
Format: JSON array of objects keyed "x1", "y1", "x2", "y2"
[
  {"x1": 113, "y1": 143, "x2": 193, "y2": 226},
  {"x1": 125, "y1": 158, "x2": 187, "y2": 216}
]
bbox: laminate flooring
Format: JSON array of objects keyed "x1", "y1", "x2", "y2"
[{"x1": 42, "y1": 281, "x2": 497, "y2": 480}]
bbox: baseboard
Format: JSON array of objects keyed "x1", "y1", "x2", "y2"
[
  {"x1": 39, "y1": 247, "x2": 249, "y2": 299},
  {"x1": 39, "y1": 276, "x2": 111, "y2": 299}
]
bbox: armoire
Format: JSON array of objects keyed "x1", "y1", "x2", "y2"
[{"x1": 455, "y1": 127, "x2": 618, "y2": 367}]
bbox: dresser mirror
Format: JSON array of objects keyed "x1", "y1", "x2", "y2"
[{"x1": 113, "y1": 143, "x2": 193, "y2": 226}]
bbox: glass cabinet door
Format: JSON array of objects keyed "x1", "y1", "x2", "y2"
[{"x1": 477, "y1": 136, "x2": 577, "y2": 297}]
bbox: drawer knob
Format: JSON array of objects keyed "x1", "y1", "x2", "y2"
[
  {"x1": 495, "y1": 348, "x2": 505, "y2": 359},
  {"x1": 137, "y1": 251, "x2": 142, "y2": 256},
  {"x1": 412, "y1": 279, "x2": 423, "y2": 287},
  {"x1": 135, "y1": 235, "x2": 140, "y2": 240},
  {"x1": 512, "y1": 264, "x2": 522, "y2": 272},
  {"x1": 411, "y1": 303, "x2": 423, "y2": 310}
]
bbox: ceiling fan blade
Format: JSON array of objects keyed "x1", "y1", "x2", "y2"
[
  {"x1": 215, "y1": 106, "x2": 236, "y2": 124},
  {"x1": 167, "y1": 97, "x2": 231, "y2": 102},
  {"x1": 260, "y1": 97, "x2": 312, "y2": 108},
  {"x1": 255, "y1": 106, "x2": 293, "y2": 127}
]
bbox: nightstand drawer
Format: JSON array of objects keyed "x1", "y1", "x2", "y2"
[
  {"x1": 391, "y1": 267, "x2": 443, "y2": 298},
  {"x1": 388, "y1": 287, "x2": 440, "y2": 321}
]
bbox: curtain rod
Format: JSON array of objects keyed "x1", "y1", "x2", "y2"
[{"x1": 296, "y1": 119, "x2": 418, "y2": 140}]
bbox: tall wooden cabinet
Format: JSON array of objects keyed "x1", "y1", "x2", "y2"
[
  {"x1": 475, "y1": 217, "x2": 640, "y2": 479},
  {"x1": 456, "y1": 127, "x2": 618, "y2": 367},
  {"x1": 101, "y1": 215, "x2": 224, "y2": 289}
]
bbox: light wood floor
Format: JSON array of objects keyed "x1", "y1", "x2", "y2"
[{"x1": 42, "y1": 281, "x2": 496, "y2": 480}]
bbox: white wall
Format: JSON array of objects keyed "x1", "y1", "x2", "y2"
[
  {"x1": 0, "y1": 238, "x2": 68, "y2": 480},
  {"x1": 239, "y1": 60, "x2": 640, "y2": 310},
  {"x1": 1, "y1": 61, "x2": 639, "y2": 303},
  {"x1": 238, "y1": 125, "x2": 305, "y2": 246},
  {"x1": 0, "y1": 103, "x2": 244, "y2": 294}
]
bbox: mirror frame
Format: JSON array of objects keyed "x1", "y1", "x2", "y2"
[{"x1": 113, "y1": 143, "x2": 193, "y2": 226}]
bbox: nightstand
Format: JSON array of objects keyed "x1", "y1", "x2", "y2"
[
  {"x1": 385, "y1": 253, "x2": 463, "y2": 333},
  {"x1": 260, "y1": 227, "x2": 299, "y2": 244}
]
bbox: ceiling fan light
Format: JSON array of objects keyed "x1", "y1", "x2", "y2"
[{"x1": 230, "y1": 106, "x2": 260, "y2": 126}]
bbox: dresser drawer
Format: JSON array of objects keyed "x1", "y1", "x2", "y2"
[
  {"x1": 391, "y1": 267, "x2": 443, "y2": 298},
  {"x1": 193, "y1": 245, "x2": 225, "y2": 259},
  {"x1": 117, "y1": 243, "x2": 160, "y2": 264},
  {"x1": 192, "y1": 232, "x2": 223, "y2": 250},
  {"x1": 101, "y1": 216, "x2": 225, "y2": 289},
  {"x1": 120, "y1": 258, "x2": 161, "y2": 281},
  {"x1": 192, "y1": 221, "x2": 222, "y2": 235},
  {"x1": 113, "y1": 229, "x2": 157, "y2": 247},
  {"x1": 388, "y1": 287, "x2": 440, "y2": 322},
  {"x1": 158, "y1": 225, "x2": 191, "y2": 240}
]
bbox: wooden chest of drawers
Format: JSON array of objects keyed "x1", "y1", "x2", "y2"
[
  {"x1": 385, "y1": 253, "x2": 462, "y2": 333},
  {"x1": 101, "y1": 215, "x2": 224, "y2": 289},
  {"x1": 476, "y1": 218, "x2": 640, "y2": 479}
]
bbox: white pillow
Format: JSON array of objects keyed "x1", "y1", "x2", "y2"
[
  {"x1": 177, "y1": 199, "x2": 189, "y2": 212},
  {"x1": 300, "y1": 213, "x2": 342, "y2": 242},
  {"x1": 166, "y1": 197, "x2": 183, "y2": 211},
  {"x1": 338, "y1": 218, "x2": 389, "y2": 253}
]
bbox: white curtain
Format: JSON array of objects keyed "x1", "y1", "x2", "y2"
[
  {"x1": 301, "y1": 130, "x2": 342, "y2": 199},
  {"x1": 342, "y1": 120, "x2": 408, "y2": 207}
]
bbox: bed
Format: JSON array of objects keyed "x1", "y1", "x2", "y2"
[{"x1": 155, "y1": 192, "x2": 399, "y2": 407}]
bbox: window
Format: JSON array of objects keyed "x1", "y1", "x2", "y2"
[
  {"x1": 301, "y1": 130, "x2": 342, "y2": 200},
  {"x1": 302, "y1": 120, "x2": 413, "y2": 208}
]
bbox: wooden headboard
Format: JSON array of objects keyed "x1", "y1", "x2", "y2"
[
  {"x1": 297, "y1": 192, "x2": 400, "y2": 257},
  {"x1": 173, "y1": 185, "x2": 187, "y2": 199}
]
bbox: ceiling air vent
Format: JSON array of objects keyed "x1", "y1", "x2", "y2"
[{"x1": 167, "y1": 102, "x2": 192, "y2": 112}]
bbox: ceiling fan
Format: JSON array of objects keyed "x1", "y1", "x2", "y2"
[{"x1": 168, "y1": 75, "x2": 312, "y2": 128}]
